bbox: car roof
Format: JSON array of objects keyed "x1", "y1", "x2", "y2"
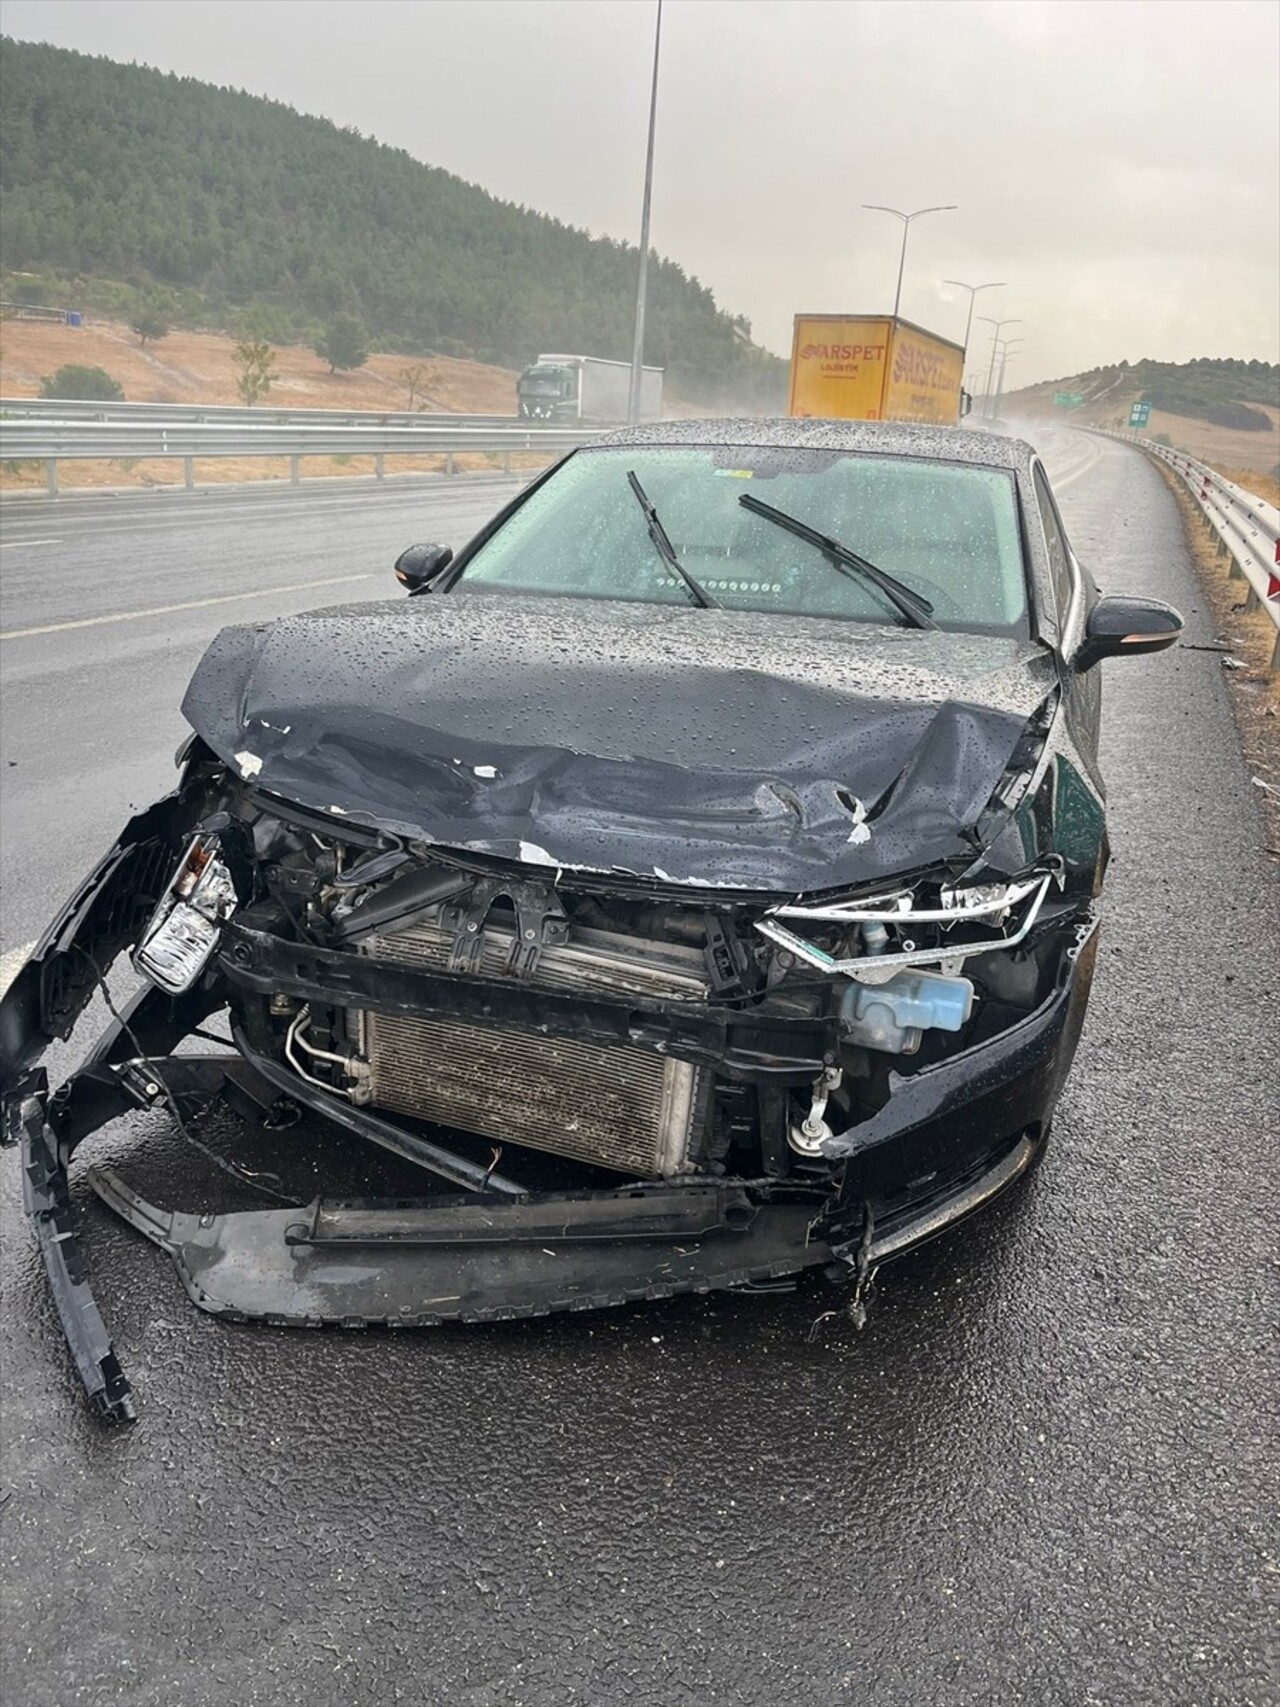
[{"x1": 591, "y1": 417, "x2": 1034, "y2": 472}]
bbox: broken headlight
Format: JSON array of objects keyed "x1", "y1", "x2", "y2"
[
  {"x1": 755, "y1": 871, "x2": 1055, "y2": 982},
  {"x1": 135, "y1": 836, "x2": 237, "y2": 994}
]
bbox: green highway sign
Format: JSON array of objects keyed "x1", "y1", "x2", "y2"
[
  {"x1": 1054, "y1": 392, "x2": 1084, "y2": 408},
  {"x1": 1129, "y1": 400, "x2": 1152, "y2": 427}
]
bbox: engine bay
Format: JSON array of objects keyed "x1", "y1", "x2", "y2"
[{"x1": 157, "y1": 774, "x2": 1083, "y2": 1195}]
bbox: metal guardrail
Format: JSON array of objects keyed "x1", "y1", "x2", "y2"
[
  {"x1": 0, "y1": 304, "x2": 79, "y2": 325},
  {"x1": 0, "y1": 396, "x2": 521, "y2": 429},
  {"x1": 1095, "y1": 429, "x2": 1279, "y2": 671},
  {"x1": 0, "y1": 418, "x2": 599, "y2": 496}
]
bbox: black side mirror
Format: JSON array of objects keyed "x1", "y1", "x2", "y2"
[
  {"x1": 394, "y1": 543, "x2": 453, "y2": 593},
  {"x1": 1074, "y1": 595, "x2": 1183, "y2": 672}
]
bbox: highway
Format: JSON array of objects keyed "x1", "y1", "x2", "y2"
[
  {"x1": 0, "y1": 473, "x2": 524, "y2": 959},
  {"x1": 2, "y1": 434, "x2": 1276, "y2": 1706}
]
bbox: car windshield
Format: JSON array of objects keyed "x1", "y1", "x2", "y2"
[{"x1": 453, "y1": 445, "x2": 1030, "y2": 634}]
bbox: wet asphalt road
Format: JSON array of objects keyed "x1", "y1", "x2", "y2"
[{"x1": 2, "y1": 438, "x2": 1277, "y2": 1706}]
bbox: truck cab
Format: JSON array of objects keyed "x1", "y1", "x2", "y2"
[{"x1": 517, "y1": 361, "x2": 576, "y2": 421}]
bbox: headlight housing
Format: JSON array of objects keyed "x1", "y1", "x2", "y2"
[
  {"x1": 134, "y1": 836, "x2": 237, "y2": 994},
  {"x1": 755, "y1": 871, "x2": 1056, "y2": 984}
]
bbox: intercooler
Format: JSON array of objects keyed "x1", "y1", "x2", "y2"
[{"x1": 357, "y1": 915, "x2": 712, "y2": 1178}]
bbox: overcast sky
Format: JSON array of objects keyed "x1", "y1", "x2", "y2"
[{"x1": 5, "y1": 0, "x2": 1278, "y2": 383}]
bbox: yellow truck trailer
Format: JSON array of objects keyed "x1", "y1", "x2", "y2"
[{"x1": 787, "y1": 314, "x2": 968, "y2": 425}]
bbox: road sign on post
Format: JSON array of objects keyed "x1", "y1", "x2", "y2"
[
  {"x1": 1054, "y1": 392, "x2": 1084, "y2": 409},
  {"x1": 1129, "y1": 401, "x2": 1151, "y2": 427}
]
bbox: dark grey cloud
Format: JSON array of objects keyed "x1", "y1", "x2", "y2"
[{"x1": 4, "y1": 0, "x2": 1277, "y2": 382}]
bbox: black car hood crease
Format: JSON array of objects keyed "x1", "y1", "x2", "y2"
[{"x1": 182, "y1": 594, "x2": 1058, "y2": 892}]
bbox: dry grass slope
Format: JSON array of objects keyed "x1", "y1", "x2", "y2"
[{"x1": 0, "y1": 316, "x2": 525, "y2": 490}]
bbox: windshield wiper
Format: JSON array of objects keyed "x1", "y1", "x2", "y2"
[
  {"x1": 627, "y1": 471, "x2": 721, "y2": 610},
  {"x1": 737, "y1": 493, "x2": 936, "y2": 630}
]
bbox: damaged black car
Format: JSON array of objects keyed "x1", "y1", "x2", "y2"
[{"x1": 1, "y1": 420, "x2": 1183, "y2": 1418}]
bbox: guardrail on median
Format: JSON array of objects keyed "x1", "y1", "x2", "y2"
[
  {"x1": 1098, "y1": 430, "x2": 1279, "y2": 671},
  {"x1": 0, "y1": 396, "x2": 522, "y2": 429},
  {"x1": 0, "y1": 419, "x2": 600, "y2": 497}
]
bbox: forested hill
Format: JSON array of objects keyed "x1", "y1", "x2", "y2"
[{"x1": 0, "y1": 38, "x2": 785, "y2": 408}]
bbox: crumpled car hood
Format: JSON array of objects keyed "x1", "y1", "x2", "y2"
[{"x1": 182, "y1": 594, "x2": 1058, "y2": 892}]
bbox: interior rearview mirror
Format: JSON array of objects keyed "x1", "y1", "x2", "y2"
[
  {"x1": 395, "y1": 543, "x2": 453, "y2": 593},
  {"x1": 1074, "y1": 595, "x2": 1183, "y2": 672}
]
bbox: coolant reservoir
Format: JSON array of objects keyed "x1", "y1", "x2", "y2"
[{"x1": 839, "y1": 969, "x2": 974, "y2": 1055}]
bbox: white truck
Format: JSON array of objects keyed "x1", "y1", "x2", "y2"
[{"x1": 517, "y1": 354, "x2": 664, "y2": 424}]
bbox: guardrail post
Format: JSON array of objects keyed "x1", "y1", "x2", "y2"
[
  {"x1": 445, "y1": 452, "x2": 455, "y2": 477},
  {"x1": 503, "y1": 451, "x2": 512, "y2": 475},
  {"x1": 45, "y1": 458, "x2": 58, "y2": 498},
  {"x1": 375, "y1": 454, "x2": 385, "y2": 481},
  {"x1": 290, "y1": 455, "x2": 300, "y2": 487},
  {"x1": 183, "y1": 456, "x2": 195, "y2": 491}
]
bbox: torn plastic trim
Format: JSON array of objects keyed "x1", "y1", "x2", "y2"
[
  {"x1": 754, "y1": 872, "x2": 1055, "y2": 982},
  {"x1": 1, "y1": 795, "x2": 191, "y2": 1096},
  {"x1": 17, "y1": 1077, "x2": 136, "y2": 1422},
  {"x1": 8, "y1": 1038, "x2": 533, "y2": 1418}
]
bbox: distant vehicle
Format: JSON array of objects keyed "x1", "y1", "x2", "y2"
[
  {"x1": 517, "y1": 353, "x2": 663, "y2": 424},
  {"x1": 3, "y1": 418, "x2": 1183, "y2": 1419},
  {"x1": 789, "y1": 313, "x2": 970, "y2": 425}
]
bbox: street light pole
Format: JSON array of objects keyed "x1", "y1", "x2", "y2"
[
  {"x1": 627, "y1": 0, "x2": 663, "y2": 427},
  {"x1": 994, "y1": 341, "x2": 1024, "y2": 416},
  {"x1": 942, "y1": 278, "x2": 1005, "y2": 362},
  {"x1": 863, "y1": 203, "x2": 957, "y2": 322},
  {"x1": 977, "y1": 316, "x2": 1021, "y2": 419}
]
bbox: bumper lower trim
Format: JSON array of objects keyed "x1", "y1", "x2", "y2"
[
  {"x1": 89, "y1": 1171, "x2": 832, "y2": 1327},
  {"x1": 866, "y1": 1132, "x2": 1038, "y2": 1264}
]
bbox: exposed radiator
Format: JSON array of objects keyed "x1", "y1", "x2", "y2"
[{"x1": 358, "y1": 914, "x2": 710, "y2": 1178}]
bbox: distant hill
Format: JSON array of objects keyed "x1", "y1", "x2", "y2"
[
  {"x1": 1007, "y1": 357, "x2": 1279, "y2": 432},
  {"x1": 0, "y1": 37, "x2": 786, "y2": 410},
  {"x1": 1003, "y1": 357, "x2": 1280, "y2": 478}
]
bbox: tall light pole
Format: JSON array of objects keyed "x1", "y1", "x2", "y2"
[
  {"x1": 863, "y1": 203, "x2": 957, "y2": 321},
  {"x1": 994, "y1": 340, "x2": 1024, "y2": 417},
  {"x1": 943, "y1": 278, "x2": 1005, "y2": 364},
  {"x1": 627, "y1": 0, "x2": 663, "y2": 426},
  {"x1": 977, "y1": 316, "x2": 1021, "y2": 419}
]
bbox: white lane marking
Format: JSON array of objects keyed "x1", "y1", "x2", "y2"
[
  {"x1": 0, "y1": 941, "x2": 36, "y2": 997},
  {"x1": 1049, "y1": 440, "x2": 1104, "y2": 492},
  {"x1": 0, "y1": 573, "x2": 376, "y2": 640},
  {"x1": 0, "y1": 538, "x2": 63, "y2": 549}
]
